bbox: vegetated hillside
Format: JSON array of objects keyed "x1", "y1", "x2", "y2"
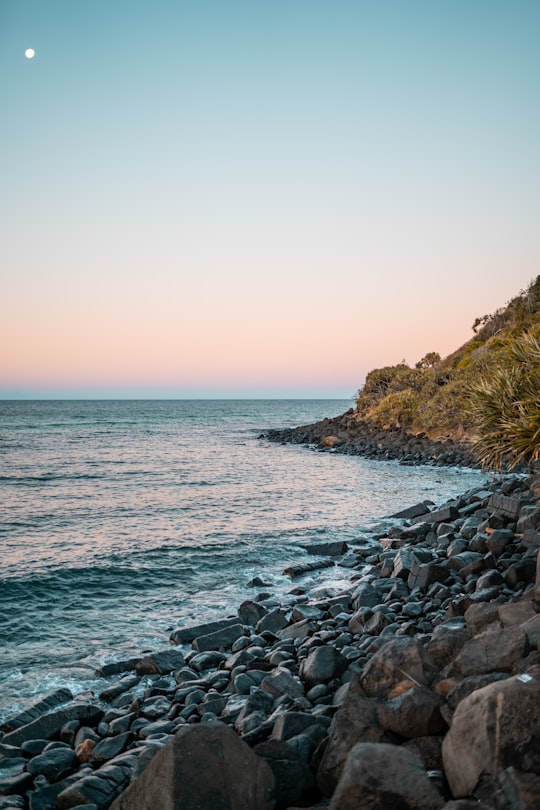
[{"x1": 354, "y1": 276, "x2": 540, "y2": 442}]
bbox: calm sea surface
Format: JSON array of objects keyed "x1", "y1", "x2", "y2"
[{"x1": 0, "y1": 400, "x2": 486, "y2": 721}]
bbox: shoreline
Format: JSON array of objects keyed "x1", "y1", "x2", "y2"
[
  {"x1": 263, "y1": 408, "x2": 480, "y2": 468},
  {"x1": 1, "y1": 470, "x2": 539, "y2": 808}
]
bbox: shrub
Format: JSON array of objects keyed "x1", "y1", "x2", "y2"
[{"x1": 468, "y1": 332, "x2": 540, "y2": 470}]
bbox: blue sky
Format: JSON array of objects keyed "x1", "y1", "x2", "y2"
[{"x1": 1, "y1": 0, "x2": 539, "y2": 398}]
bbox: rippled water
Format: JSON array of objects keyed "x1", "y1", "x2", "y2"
[{"x1": 0, "y1": 399, "x2": 486, "y2": 721}]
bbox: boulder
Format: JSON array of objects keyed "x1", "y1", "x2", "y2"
[
  {"x1": 0, "y1": 689, "x2": 73, "y2": 732},
  {"x1": 300, "y1": 645, "x2": 347, "y2": 688},
  {"x1": 135, "y1": 649, "x2": 185, "y2": 675},
  {"x1": 300, "y1": 540, "x2": 348, "y2": 556},
  {"x1": 360, "y1": 638, "x2": 437, "y2": 698},
  {"x1": 1, "y1": 704, "x2": 103, "y2": 747},
  {"x1": 27, "y1": 746, "x2": 77, "y2": 782},
  {"x1": 109, "y1": 722, "x2": 275, "y2": 810},
  {"x1": 253, "y1": 739, "x2": 314, "y2": 810},
  {"x1": 449, "y1": 625, "x2": 528, "y2": 676},
  {"x1": 57, "y1": 753, "x2": 137, "y2": 809},
  {"x1": 442, "y1": 674, "x2": 540, "y2": 798},
  {"x1": 316, "y1": 681, "x2": 393, "y2": 795},
  {"x1": 328, "y1": 742, "x2": 445, "y2": 809},
  {"x1": 377, "y1": 686, "x2": 446, "y2": 739},
  {"x1": 169, "y1": 617, "x2": 240, "y2": 645},
  {"x1": 99, "y1": 674, "x2": 140, "y2": 702},
  {"x1": 237, "y1": 600, "x2": 268, "y2": 626},
  {"x1": 192, "y1": 623, "x2": 244, "y2": 653}
]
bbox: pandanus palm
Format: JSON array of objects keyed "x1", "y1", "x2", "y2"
[{"x1": 468, "y1": 332, "x2": 540, "y2": 470}]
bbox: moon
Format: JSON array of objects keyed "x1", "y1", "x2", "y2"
[{"x1": 25, "y1": 48, "x2": 35, "y2": 59}]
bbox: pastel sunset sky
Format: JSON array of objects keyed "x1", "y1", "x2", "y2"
[{"x1": 1, "y1": 0, "x2": 539, "y2": 398}]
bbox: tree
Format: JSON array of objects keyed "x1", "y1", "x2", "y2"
[{"x1": 415, "y1": 352, "x2": 441, "y2": 369}]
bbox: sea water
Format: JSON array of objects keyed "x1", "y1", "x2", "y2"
[{"x1": 0, "y1": 399, "x2": 486, "y2": 722}]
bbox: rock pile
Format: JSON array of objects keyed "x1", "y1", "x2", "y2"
[
  {"x1": 1, "y1": 473, "x2": 539, "y2": 809},
  {"x1": 263, "y1": 409, "x2": 479, "y2": 468}
]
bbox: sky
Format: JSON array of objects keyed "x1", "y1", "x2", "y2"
[{"x1": 1, "y1": 0, "x2": 539, "y2": 399}]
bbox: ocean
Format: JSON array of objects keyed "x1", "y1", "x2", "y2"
[{"x1": 0, "y1": 399, "x2": 487, "y2": 722}]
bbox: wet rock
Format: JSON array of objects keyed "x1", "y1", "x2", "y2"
[
  {"x1": 95, "y1": 659, "x2": 141, "y2": 678},
  {"x1": 256, "y1": 609, "x2": 289, "y2": 634},
  {"x1": 0, "y1": 689, "x2": 74, "y2": 733},
  {"x1": 169, "y1": 617, "x2": 240, "y2": 645},
  {"x1": 283, "y1": 560, "x2": 334, "y2": 577},
  {"x1": 135, "y1": 649, "x2": 185, "y2": 675},
  {"x1": 238, "y1": 600, "x2": 268, "y2": 626},
  {"x1": 56, "y1": 754, "x2": 136, "y2": 810},
  {"x1": 442, "y1": 674, "x2": 540, "y2": 798},
  {"x1": 300, "y1": 541, "x2": 348, "y2": 556},
  {"x1": 2, "y1": 704, "x2": 104, "y2": 748},
  {"x1": 89, "y1": 733, "x2": 133, "y2": 766},
  {"x1": 27, "y1": 747, "x2": 77, "y2": 782},
  {"x1": 109, "y1": 722, "x2": 275, "y2": 810},
  {"x1": 328, "y1": 742, "x2": 445, "y2": 809},
  {"x1": 192, "y1": 623, "x2": 244, "y2": 652},
  {"x1": 99, "y1": 675, "x2": 140, "y2": 703}
]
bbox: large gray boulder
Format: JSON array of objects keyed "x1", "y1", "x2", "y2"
[
  {"x1": 360, "y1": 637, "x2": 437, "y2": 698},
  {"x1": 317, "y1": 680, "x2": 395, "y2": 795},
  {"x1": 328, "y1": 742, "x2": 445, "y2": 809},
  {"x1": 448, "y1": 625, "x2": 528, "y2": 676},
  {"x1": 442, "y1": 674, "x2": 540, "y2": 798},
  {"x1": 110, "y1": 721, "x2": 275, "y2": 810}
]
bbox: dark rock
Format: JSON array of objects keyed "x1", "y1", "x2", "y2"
[
  {"x1": 414, "y1": 505, "x2": 460, "y2": 525},
  {"x1": 450, "y1": 625, "x2": 528, "y2": 676},
  {"x1": 328, "y1": 742, "x2": 445, "y2": 809},
  {"x1": 27, "y1": 747, "x2": 77, "y2": 782},
  {"x1": 517, "y1": 506, "x2": 540, "y2": 533},
  {"x1": 389, "y1": 502, "x2": 432, "y2": 520},
  {"x1": 192, "y1": 623, "x2": 244, "y2": 653},
  {"x1": 486, "y1": 529, "x2": 514, "y2": 556},
  {"x1": 99, "y1": 675, "x2": 140, "y2": 703},
  {"x1": 56, "y1": 754, "x2": 136, "y2": 810},
  {"x1": 0, "y1": 689, "x2": 73, "y2": 733},
  {"x1": 109, "y1": 722, "x2": 275, "y2": 810},
  {"x1": 283, "y1": 560, "x2": 334, "y2": 577},
  {"x1": 135, "y1": 649, "x2": 185, "y2": 675},
  {"x1": 2, "y1": 704, "x2": 104, "y2": 748},
  {"x1": 89, "y1": 733, "x2": 132, "y2": 766},
  {"x1": 238, "y1": 600, "x2": 268, "y2": 626},
  {"x1": 300, "y1": 645, "x2": 348, "y2": 687},
  {"x1": 377, "y1": 686, "x2": 446, "y2": 738},
  {"x1": 316, "y1": 681, "x2": 394, "y2": 795},
  {"x1": 360, "y1": 638, "x2": 437, "y2": 698},
  {"x1": 95, "y1": 659, "x2": 140, "y2": 678},
  {"x1": 301, "y1": 540, "x2": 348, "y2": 556},
  {"x1": 253, "y1": 739, "x2": 314, "y2": 810},
  {"x1": 256, "y1": 609, "x2": 289, "y2": 634},
  {"x1": 169, "y1": 617, "x2": 241, "y2": 645},
  {"x1": 488, "y1": 494, "x2": 522, "y2": 520},
  {"x1": 260, "y1": 667, "x2": 304, "y2": 700},
  {"x1": 426, "y1": 623, "x2": 471, "y2": 669},
  {"x1": 442, "y1": 674, "x2": 540, "y2": 798},
  {"x1": 498, "y1": 766, "x2": 540, "y2": 809}
]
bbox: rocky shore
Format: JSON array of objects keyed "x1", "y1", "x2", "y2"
[
  {"x1": 263, "y1": 409, "x2": 479, "y2": 468},
  {"x1": 1, "y1": 472, "x2": 540, "y2": 809}
]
